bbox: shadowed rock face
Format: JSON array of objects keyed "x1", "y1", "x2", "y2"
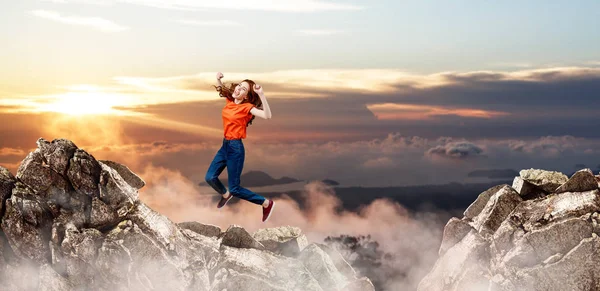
[
  {"x1": 0, "y1": 138, "x2": 374, "y2": 291},
  {"x1": 419, "y1": 168, "x2": 600, "y2": 291}
]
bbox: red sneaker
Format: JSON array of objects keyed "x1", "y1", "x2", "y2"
[
  {"x1": 217, "y1": 194, "x2": 232, "y2": 209},
  {"x1": 262, "y1": 200, "x2": 275, "y2": 222}
]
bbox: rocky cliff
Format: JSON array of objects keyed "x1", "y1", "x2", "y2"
[
  {"x1": 418, "y1": 168, "x2": 600, "y2": 291},
  {"x1": 0, "y1": 138, "x2": 374, "y2": 291}
]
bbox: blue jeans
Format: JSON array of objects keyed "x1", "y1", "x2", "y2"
[{"x1": 204, "y1": 138, "x2": 266, "y2": 205}]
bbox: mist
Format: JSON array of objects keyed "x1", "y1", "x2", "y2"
[{"x1": 137, "y1": 163, "x2": 453, "y2": 290}]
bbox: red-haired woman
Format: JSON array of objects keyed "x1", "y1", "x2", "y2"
[{"x1": 204, "y1": 72, "x2": 275, "y2": 222}]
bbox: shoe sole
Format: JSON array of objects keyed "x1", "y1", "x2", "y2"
[{"x1": 263, "y1": 201, "x2": 275, "y2": 222}]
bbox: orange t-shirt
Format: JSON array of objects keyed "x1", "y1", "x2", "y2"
[{"x1": 222, "y1": 98, "x2": 255, "y2": 139}]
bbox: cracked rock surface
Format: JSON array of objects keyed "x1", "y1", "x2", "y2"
[
  {"x1": 0, "y1": 138, "x2": 374, "y2": 291},
  {"x1": 418, "y1": 168, "x2": 600, "y2": 291}
]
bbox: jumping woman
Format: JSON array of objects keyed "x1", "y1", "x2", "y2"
[{"x1": 204, "y1": 72, "x2": 275, "y2": 222}]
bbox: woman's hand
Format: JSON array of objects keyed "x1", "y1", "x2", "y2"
[
  {"x1": 216, "y1": 72, "x2": 224, "y2": 80},
  {"x1": 253, "y1": 84, "x2": 264, "y2": 95}
]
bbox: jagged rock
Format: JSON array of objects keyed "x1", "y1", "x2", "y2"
[
  {"x1": 512, "y1": 177, "x2": 546, "y2": 199},
  {"x1": 221, "y1": 225, "x2": 266, "y2": 250},
  {"x1": 179, "y1": 229, "x2": 219, "y2": 290},
  {"x1": 89, "y1": 197, "x2": 119, "y2": 229},
  {"x1": 127, "y1": 202, "x2": 182, "y2": 252},
  {"x1": 418, "y1": 230, "x2": 490, "y2": 291},
  {"x1": 0, "y1": 166, "x2": 16, "y2": 214},
  {"x1": 470, "y1": 185, "x2": 522, "y2": 236},
  {"x1": 315, "y1": 243, "x2": 356, "y2": 280},
  {"x1": 1, "y1": 183, "x2": 53, "y2": 264},
  {"x1": 0, "y1": 138, "x2": 367, "y2": 291},
  {"x1": 55, "y1": 224, "x2": 103, "y2": 286},
  {"x1": 98, "y1": 160, "x2": 145, "y2": 190},
  {"x1": 438, "y1": 217, "x2": 474, "y2": 256},
  {"x1": 36, "y1": 138, "x2": 78, "y2": 176},
  {"x1": 519, "y1": 168, "x2": 568, "y2": 193},
  {"x1": 555, "y1": 168, "x2": 598, "y2": 194},
  {"x1": 419, "y1": 168, "x2": 600, "y2": 291},
  {"x1": 178, "y1": 221, "x2": 222, "y2": 238},
  {"x1": 253, "y1": 226, "x2": 308, "y2": 256},
  {"x1": 16, "y1": 149, "x2": 73, "y2": 201},
  {"x1": 507, "y1": 235, "x2": 600, "y2": 291},
  {"x1": 39, "y1": 263, "x2": 74, "y2": 291},
  {"x1": 298, "y1": 243, "x2": 348, "y2": 291},
  {"x1": 98, "y1": 162, "x2": 138, "y2": 218},
  {"x1": 342, "y1": 277, "x2": 376, "y2": 291},
  {"x1": 464, "y1": 184, "x2": 507, "y2": 219},
  {"x1": 211, "y1": 245, "x2": 323, "y2": 291},
  {"x1": 67, "y1": 149, "x2": 101, "y2": 198}
]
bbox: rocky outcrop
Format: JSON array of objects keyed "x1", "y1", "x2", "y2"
[
  {"x1": 419, "y1": 168, "x2": 600, "y2": 291},
  {"x1": 252, "y1": 226, "x2": 309, "y2": 256},
  {"x1": 0, "y1": 138, "x2": 373, "y2": 291},
  {"x1": 178, "y1": 221, "x2": 222, "y2": 238}
]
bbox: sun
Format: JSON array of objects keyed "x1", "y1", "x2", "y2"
[{"x1": 38, "y1": 90, "x2": 125, "y2": 116}]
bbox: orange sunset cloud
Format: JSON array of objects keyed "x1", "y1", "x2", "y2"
[{"x1": 366, "y1": 103, "x2": 511, "y2": 120}]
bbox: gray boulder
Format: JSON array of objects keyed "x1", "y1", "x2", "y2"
[
  {"x1": 298, "y1": 244, "x2": 348, "y2": 291},
  {"x1": 418, "y1": 168, "x2": 600, "y2": 291},
  {"x1": 35, "y1": 138, "x2": 78, "y2": 176},
  {"x1": 518, "y1": 168, "x2": 568, "y2": 193},
  {"x1": 464, "y1": 184, "x2": 507, "y2": 219},
  {"x1": 211, "y1": 245, "x2": 323, "y2": 291},
  {"x1": 221, "y1": 225, "x2": 266, "y2": 250},
  {"x1": 438, "y1": 217, "x2": 474, "y2": 256},
  {"x1": 342, "y1": 277, "x2": 376, "y2": 291},
  {"x1": 469, "y1": 185, "x2": 522, "y2": 236},
  {"x1": 512, "y1": 176, "x2": 546, "y2": 199},
  {"x1": 0, "y1": 166, "x2": 16, "y2": 214},
  {"x1": 99, "y1": 160, "x2": 145, "y2": 190},
  {"x1": 178, "y1": 221, "x2": 222, "y2": 238},
  {"x1": 315, "y1": 243, "x2": 356, "y2": 280},
  {"x1": 555, "y1": 168, "x2": 598, "y2": 194},
  {"x1": 252, "y1": 226, "x2": 308, "y2": 256}
]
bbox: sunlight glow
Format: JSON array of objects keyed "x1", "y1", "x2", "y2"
[{"x1": 33, "y1": 87, "x2": 139, "y2": 116}]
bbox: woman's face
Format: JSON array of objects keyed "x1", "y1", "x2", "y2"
[{"x1": 232, "y1": 81, "x2": 250, "y2": 100}]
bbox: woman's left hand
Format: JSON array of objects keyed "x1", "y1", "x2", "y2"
[{"x1": 253, "y1": 84, "x2": 264, "y2": 95}]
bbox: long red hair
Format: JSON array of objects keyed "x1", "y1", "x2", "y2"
[{"x1": 214, "y1": 79, "x2": 262, "y2": 126}]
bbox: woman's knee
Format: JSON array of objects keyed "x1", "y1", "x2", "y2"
[
  {"x1": 205, "y1": 174, "x2": 217, "y2": 184},
  {"x1": 228, "y1": 185, "x2": 241, "y2": 194}
]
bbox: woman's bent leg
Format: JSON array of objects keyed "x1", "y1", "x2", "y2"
[{"x1": 205, "y1": 145, "x2": 227, "y2": 195}]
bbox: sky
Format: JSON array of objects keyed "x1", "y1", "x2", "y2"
[{"x1": 1, "y1": 0, "x2": 600, "y2": 190}]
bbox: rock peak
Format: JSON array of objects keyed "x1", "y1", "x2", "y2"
[
  {"x1": 0, "y1": 138, "x2": 373, "y2": 290},
  {"x1": 419, "y1": 168, "x2": 600, "y2": 291}
]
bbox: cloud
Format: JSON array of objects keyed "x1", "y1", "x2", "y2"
[
  {"x1": 366, "y1": 103, "x2": 511, "y2": 120},
  {"x1": 297, "y1": 29, "x2": 344, "y2": 36},
  {"x1": 174, "y1": 19, "x2": 241, "y2": 26},
  {"x1": 506, "y1": 135, "x2": 589, "y2": 157},
  {"x1": 136, "y1": 165, "x2": 446, "y2": 290},
  {"x1": 29, "y1": 10, "x2": 129, "y2": 32},
  {"x1": 0, "y1": 147, "x2": 27, "y2": 157},
  {"x1": 426, "y1": 141, "x2": 485, "y2": 160},
  {"x1": 362, "y1": 157, "x2": 395, "y2": 169},
  {"x1": 48, "y1": 0, "x2": 364, "y2": 12}
]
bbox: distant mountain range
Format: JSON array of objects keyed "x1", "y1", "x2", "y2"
[{"x1": 198, "y1": 170, "x2": 339, "y2": 187}]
